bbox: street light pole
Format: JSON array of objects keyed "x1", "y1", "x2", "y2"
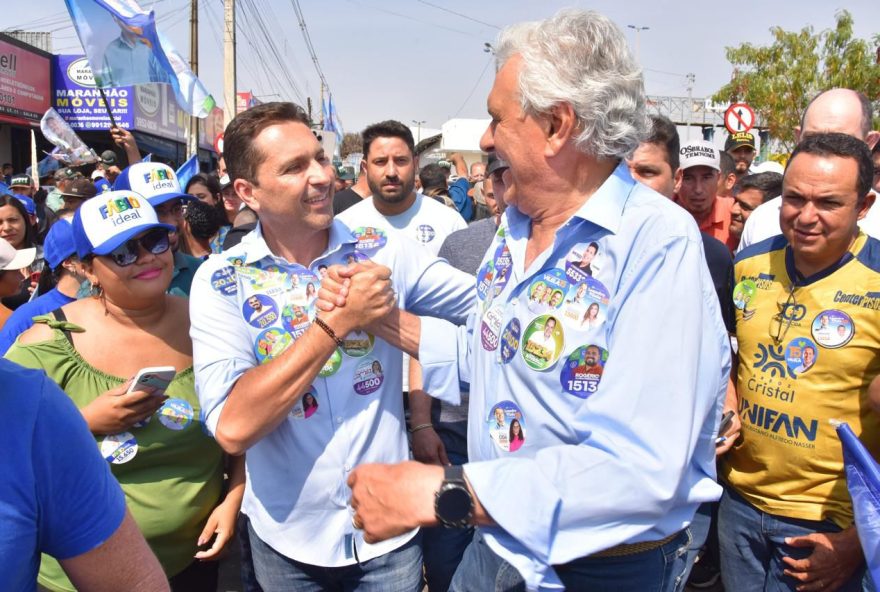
[
  {"x1": 412, "y1": 119, "x2": 426, "y2": 145},
  {"x1": 627, "y1": 25, "x2": 649, "y2": 62}
]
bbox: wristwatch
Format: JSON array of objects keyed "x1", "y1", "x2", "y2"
[{"x1": 434, "y1": 465, "x2": 474, "y2": 528}]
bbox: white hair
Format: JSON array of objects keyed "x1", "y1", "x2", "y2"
[{"x1": 495, "y1": 9, "x2": 648, "y2": 159}]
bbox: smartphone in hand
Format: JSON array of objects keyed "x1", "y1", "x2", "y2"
[{"x1": 128, "y1": 366, "x2": 177, "y2": 397}]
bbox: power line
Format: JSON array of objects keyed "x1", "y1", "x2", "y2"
[
  {"x1": 415, "y1": 0, "x2": 500, "y2": 30},
  {"x1": 343, "y1": 0, "x2": 471, "y2": 37},
  {"x1": 289, "y1": 0, "x2": 343, "y2": 130},
  {"x1": 452, "y1": 55, "x2": 493, "y2": 118}
]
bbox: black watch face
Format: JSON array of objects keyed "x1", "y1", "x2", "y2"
[{"x1": 438, "y1": 486, "x2": 471, "y2": 522}]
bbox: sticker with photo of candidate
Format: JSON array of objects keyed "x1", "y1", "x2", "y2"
[
  {"x1": 237, "y1": 266, "x2": 288, "y2": 296},
  {"x1": 288, "y1": 267, "x2": 319, "y2": 306},
  {"x1": 785, "y1": 337, "x2": 818, "y2": 376},
  {"x1": 341, "y1": 251, "x2": 370, "y2": 266},
  {"x1": 525, "y1": 269, "x2": 569, "y2": 314},
  {"x1": 210, "y1": 266, "x2": 238, "y2": 297},
  {"x1": 476, "y1": 242, "x2": 512, "y2": 302},
  {"x1": 158, "y1": 398, "x2": 194, "y2": 431},
  {"x1": 319, "y1": 349, "x2": 342, "y2": 377},
  {"x1": 811, "y1": 310, "x2": 854, "y2": 349},
  {"x1": 341, "y1": 330, "x2": 375, "y2": 357},
  {"x1": 291, "y1": 386, "x2": 319, "y2": 420},
  {"x1": 353, "y1": 358, "x2": 385, "y2": 395},
  {"x1": 282, "y1": 304, "x2": 313, "y2": 339},
  {"x1": 415, "y1": 224, "x2": 436, "y2": 244},
  {"x1": 487, "y1": 400, "x2": 526, "y2": 453},
  {"x1": 521, "y1": 314, "x2": 565, "y2": 371},
  {"x1": 733, "y1": 280, "x2": 757, "y2": 311},
  {"x1": 481, "y1": 304, "x2": 505, "y2": 351},
  {"x1": 564, "y1": 242, "x2": 600, "y2": 284},
  {"x1": 352, "y1": 226, "x2": 387, "y2": 251},
  {"x1": 242, "y1": 294, "x2": 280, "y2": 329},
  {"x1": 101, "y1": 431, "x2": 138, "y2": 465},
  {"x1": 499, "y1": 318, "x2": 521, "y2": 364},
  {"x1": 254, "y1": 328, "x2": 293, "y2": 364},
  {"x1": 562, "y1": 277, "x2": 610, "y2": 330},
  {"x1": 226, "y1": 255, "x2": 246, "y2": 267},
  {"x1": 560, "y1": 345, "x2": 608, "y2": 399}
]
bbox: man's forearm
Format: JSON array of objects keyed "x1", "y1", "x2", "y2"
[{"x1": 369, "y1": 308, "x2": 421, "y2": 359}]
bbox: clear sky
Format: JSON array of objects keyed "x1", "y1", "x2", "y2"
[{"x1": 8, "y1": 0, "x2": 880, "y2": 133}]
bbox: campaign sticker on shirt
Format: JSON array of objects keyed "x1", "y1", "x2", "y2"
[
  {"x1": 254, "y1": 328, "x2": 293, "y2": 363},
  {"x1": 158, "y1": 398, "x2": 194, "y2": 431},
  {"x1": 210, "y1": 266, "x2": 238, "y2": 297},
  {"x1": 282, "y1": 304, "x2": 313, "y2": 339},
  {"x1": 226, "y1": 255, "x2": 246, "y2": 267},
  {"x1": 352, "y1": 227, "x2": 387, "y2": 251},
  {"x1": 487, "y1": 401, "x2": 526, "y2": 453},
  {"x1": 785, "y1": 337, "x2": 818, "y2": 376},
  {"x1": 291, "y1": 386, "x2": 319, "y2": 420},
  {"x1": 499, "y1": 318, "x2": 521, "y2": 364},
  {"x1": 101, "y1": 432, "x2": 138, "y2": 465},
  {"x1": 476, "y1": 242, "x2": 513, "y2": 302},
  {"x1": 341, "y1": 251, "x2": 370, "y2": 266},
  {"x1": 242, "y1": 294, "x2": 279, "y2": 329},
  {"x1": 525, "y1": 269, "x2": 569, "y2": 314},
  {"x1": 560, "y1": 345, "x2": 608, "y2": 399},
  {"x1": 733, "y1": 280, "x2": 757, "y2": 311},
  {"x1": 521, "y1": 314, "x2": 565, "y2": 370},
  {"x1": 562, "y1": 277, "x2": 610, "y2": 330},
  {"x1": 480, "y1": 304, "x2": 505, "y2": 351},
  {"x1": 415, "y1": 224, "x2": 436, "y2": 244},
  {"x1": 811, "y1": 310, "x2": 854, "y2": 349},
  {"x1": 564, "y1": 242, "x2": 600, "y2": 284},
  {"x1": 353, "y1": 358, "x2": 384, "y2": 395},
  {"x1": 319, "y1": 349, "x2": 342, "y2": 377},
  {"x1": 341, "y1": 330, "x2": 375, "y2": 357}
]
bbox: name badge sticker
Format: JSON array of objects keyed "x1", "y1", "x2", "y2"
[
  {"x1": 785, "y1": 337, "x2": 818, "y2": 376},
  {"x1": 158, "y1": 398, "x2": 194, "y2": 431},
  {"x1": 415, "y1": 224, "x2": 436, "y2": 244},
  {"x1": 733, "y1": 280, "x2": 757, "y2": 313},
  {"x1": 319, "y1": 350, "x2": 343, "y2": 377},
  {"x1": 499, "y1": 318, "x2": 521, "y2": 364},
  {"x1": 525, "y1": 269, "x2": 570, "y2": 314},
  {"x1": 254, "y1": 328, "x2": 294, "y2": 363},
  {"x1": 560, "y1": 345, "x2": 608, "y2": 399},
  {"x1": 562, "y1": 277, "x2": 610, "y2": 330},
  {"x1": 811, "y1": 310, "x2": 854, "y2": 349},
  {"x1": 291, "y1": 386, "x2": 319, "y2": 419},
  {"x1": 341, "y1": 330, "x2": 375, "y2": 357},
  {"x1": 480, "y1": 304, "x2": 505, "y2": 351},
  {"x1": 101, "y1": 431, "x2": 138, "y2": 464},
  {"x1": 476, "y1": 241, "x2": 512, "y2": 302},
  {"x1": 564, "y1": 242, "x2": 600, "y2": 284},
  {"x1": 242, "y1": 294, "x2": 280, "y2": 329},
  {"x1": 210, "y1": 266, "x2": 238, "y2": 297},
  {"x1": 353, "y1": 358, "x2": 384, "y2": 395},
  {"x1": 487, "y1": 401, "x2": 526, "y2": 453},
  {"x1": 521, "y1": 314, "x2": 565, "y2": 371},
  {"x1": 352, "y1": 227, "x2": 387, "y2": 251}
]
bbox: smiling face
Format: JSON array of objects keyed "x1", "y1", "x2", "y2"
[{"x1": 85, "y1": 229, "x2": 174, "y2": 306}]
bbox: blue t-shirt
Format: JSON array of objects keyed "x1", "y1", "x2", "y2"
[
  {"x1": 0, "y1": 359, "x2": 127, "y2": 591},
  {"x1": 0, "y1": 288, "x2": 76, "y2": 355},
  {"x1": 94, "y1": 178, "x2": 111, "y2": 193}
]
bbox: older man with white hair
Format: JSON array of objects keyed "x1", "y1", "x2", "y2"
[{"x1": 341, "y1": 9, "x2": 730, "y2": 591}]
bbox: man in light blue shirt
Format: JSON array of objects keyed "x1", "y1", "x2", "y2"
[
  {"x1": 342, "y1": 10, "x2": 731, "y2": 592},
  {"x1": 188, "y1": 102, "x2": 473, "y2": 590}
]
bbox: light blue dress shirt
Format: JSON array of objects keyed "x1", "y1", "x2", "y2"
[
  {"x1": 420, "y1": 163, "x2": 731, "y2": 590},
  {"x1": 189, "y1": 220, "x2": 474, "y2": 567}
]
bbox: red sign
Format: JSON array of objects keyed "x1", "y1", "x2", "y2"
[
  {"x1": 0, "y1": 35, "x2": 51, "y2": 123},
  {"x1": 214, "y1": 132, "x2": 224, "y2": 155},
  {"x1": 724, "y1": 103, "x2": 755, "y2": 134}
]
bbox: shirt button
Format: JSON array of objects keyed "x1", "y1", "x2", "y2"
[
  {"x1": 344, "y1": 464, "x2": 351, "y2": 472},
  {"x1": 336, "y1": 417, "x2": 343, "y2": 424}
]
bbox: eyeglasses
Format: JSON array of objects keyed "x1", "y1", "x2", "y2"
[
  {"x1": 105, "y1": 228, "x2": 170, "y2": 267},
  {"x1": 768, "y1": 284, "x2": 797, "y2": 344}
]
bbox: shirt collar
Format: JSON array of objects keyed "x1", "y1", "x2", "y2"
[{"x1": 240, "y1": 221, "x2": 359, "y2": 266}]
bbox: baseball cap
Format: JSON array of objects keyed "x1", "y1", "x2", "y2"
[
  {"x1": 59, "y1": 178, "x2": 98, "y2": 200},
  {"x1": 13, "y1": 195, "x2": 36, "y2": 215},
  {"x1": 91, "y1": 169, "x2": 105, "y2": 180},
  {"x1": 751, "y1": 160, "x2": 785, "y2": 175},
  {"x1": 43, "y1": 219, "x2": 77, "y2": 270},
  {"x1": 100, "y1": 150, "x2": 118, "y2": 166},
  {"x1": 55, "y1": 167, "x2": 79, "y2": 182},
  {"x1": 71, "y1": 190, "x2": 175, "y2": 258},
  {"x1": 9, "y1": 174, "x2": 31, "y2": 188},
  {"x1": 336, "y1": 165, "x2": 355, "y2": 181},
  {"x1": 219, "y1": 174, "x2": 232, "y2": 190},
  {"x1": 0, "y1": 237, "x2": 36, "y2": 271},
  {"x1": 679, "y1": 141, "x2": 721, "y2": 171},
  {"x1": 113, "y1": 162, "x2": 194, "y2": 207},
  {"x1": 485, "y1": 152, "x2": 509, "y2": 176},
  {"x1": 725, "y1": 132, "x2": 756, "y2": 152}
]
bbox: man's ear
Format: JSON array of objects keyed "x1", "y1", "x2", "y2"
[
  {"x1": 545, "y1": 103, "x2": 577, "y2": 157},
  {"x1": 234, "y1": 178, "x2": 258, "y2": 212},
  {"x1": 857, "y1": 191, "x2": 876, "y2": 222},
  {"x1": 866, "y1": 130, "x2": 879, "y2": 150}
]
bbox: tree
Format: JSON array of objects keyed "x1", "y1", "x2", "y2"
[
  {"x1": 713, "y1": 11, "x2": 880, "y2": 151},
  {"x1": 340, "y1": 132, "x2": 362, "y2": 158}
]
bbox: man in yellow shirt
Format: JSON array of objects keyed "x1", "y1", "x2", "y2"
[{"x1": 722, "y1": 132, "x2": 879, "y2": 591}]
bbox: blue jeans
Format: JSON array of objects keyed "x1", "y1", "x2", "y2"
[
  {"x1": 679, "y1": 501, "x2": 714, "y2": 588},
  {"x1": 238, "y1": 513, "x2": 263, "y2": 592},
  {"x1": 718, "y1": 487, "x2": 870, "y2": 591},
  {"x1": 449, "y1": 527, "x2": 692, "y2": 592},
  {"x1": 248, "y1": 521, "x2": 423, "y2": 592}
]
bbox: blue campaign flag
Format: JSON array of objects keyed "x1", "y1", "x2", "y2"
[
  {"x1": 64, "y1": 0, "x2": 215, "y2": 117},
  {"x1": 142, "y1": 153, "x2": 152, "y2": 162},
  {"x1": 176, "y1": 155, "x2": 199, "y2": 190},
  {"x1": 838, "y1": 422, "x2": 880, "y2": 584}
]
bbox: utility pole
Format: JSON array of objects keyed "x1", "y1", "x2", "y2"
[
  {"x1": 412, "y1": 119, "x2": 425, "y2": 144},
  {"x1": 627, "y1": 25, "x2": 649, "y2": 63},
  {"x1": 686, "y1": 73, "x2": 695, "y2": 140},
  {"x1": 223, "y1": 0, "x2": 236, "y2": 127},
  {"x1": 187, "y1": 0, "x2": 199, "y2": 159},
  {"x1": 319, "y1": 83, "x2": 324, "y2": 128}
]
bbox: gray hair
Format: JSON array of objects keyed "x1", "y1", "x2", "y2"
[{"x1": 495, "y1": 9, "x2": 648, "y2": 159}]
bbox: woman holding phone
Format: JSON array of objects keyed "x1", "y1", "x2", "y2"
[{"x1": 5, "y1": 191, "x2": 242, "y2": 592}]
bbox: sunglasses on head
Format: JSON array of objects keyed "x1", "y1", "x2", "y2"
[{"x1": 104, "y1": 228, "x2": 170, "y2": 267}]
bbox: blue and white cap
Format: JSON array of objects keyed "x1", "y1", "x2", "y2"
[
  {"x1": 72, "y1": 190, "x2": 175, "y2": 258},
  {"x1": 43, "y1": 218, "x2": 77, "y2": 270},
  {"x1": 113, "y1": 162, "x2": 194, "y2": 207}
]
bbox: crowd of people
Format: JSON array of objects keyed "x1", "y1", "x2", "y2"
[{"x1": 2, "y1": 7, "x2": 880, "y2": 592}]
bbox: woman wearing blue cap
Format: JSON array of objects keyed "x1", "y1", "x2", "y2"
[{"x1": 5, "y1": 191, "x2": 242, "y2": 592}]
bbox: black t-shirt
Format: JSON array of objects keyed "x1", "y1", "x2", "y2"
[
  {"x1": 332, "y1": 188, "x2": 365, "y2": 215},
  {"x1": 701, "y1": 232, "x2": 735, "y2": 333}
]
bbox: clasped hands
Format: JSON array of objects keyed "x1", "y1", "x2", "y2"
[{"x1": 316, "y1": 260, "x2": 396, "y2": 335}]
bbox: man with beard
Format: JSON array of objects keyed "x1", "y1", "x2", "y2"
[
  {"x1": 676, "y1": 140, "x2": 737, "y2": 251},
  {"x1": 725, "y1": 131, "x2": 757, "y2": 177}
]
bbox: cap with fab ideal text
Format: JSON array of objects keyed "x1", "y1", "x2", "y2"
[
  {"x1": 9, "y1": 175, "x2": 31, "y2": 188},
  {"x1": 60, "y1": 178, "x2": 98, "y2": 200},
  {"x1": 725, "y1": 132, "x2": 756, "y2": 152},
  {"x1": 113, "y1": 162, "x2": 194, "y2": 207},
  {"x1": 679, "y1": 141, "x2": 721, "y2": 171},
  {"x1": 100, "y1": 150, "x2": 118, "y2": 166},
  {"x1": 0, "y1": 237, "x2": 36, "y2": 271},
  {"x1": 43, "y1": 219, "x2": 77, "y2": 270},
  {"x1": 71, "y1": 190, "x2": 175, "y2": 258}
]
